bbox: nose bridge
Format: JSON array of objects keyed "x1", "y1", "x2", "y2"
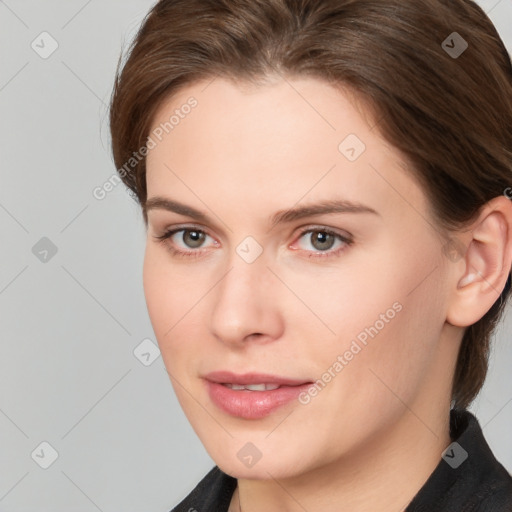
[
  {"x1": 218, "y1": 234, "x2": 268, "y2": 305},
  {"x1": 209, "y1": 234, "x2": 277, "y2": 342}
]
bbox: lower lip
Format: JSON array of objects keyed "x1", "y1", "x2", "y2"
[{"x1": 205, "y1": 380, "x2": 312, "y2": 419}]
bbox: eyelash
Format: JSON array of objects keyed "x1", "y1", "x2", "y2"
[{"x1": 153, "y1": 225, "x2": 353, "y2": 260}]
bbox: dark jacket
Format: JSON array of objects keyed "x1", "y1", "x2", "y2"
[{"x1": 171, "y1": 409, "x2": 512, "y2": 511}]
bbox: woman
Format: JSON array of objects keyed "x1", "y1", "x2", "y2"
[{"x1": 109, "y1": 0, "x2": 512, "y2": 510}]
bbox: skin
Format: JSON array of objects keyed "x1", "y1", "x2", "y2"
[{"x1": 142, "y1": 76, "x2": 512, "y2": 512}]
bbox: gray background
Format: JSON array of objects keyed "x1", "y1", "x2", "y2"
[{"x1": 0, "y1": 1, "x2": 511, "y2": 510}]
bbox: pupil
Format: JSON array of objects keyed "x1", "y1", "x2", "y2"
[
  {"x1": 185, "y1": 230, "x2": 204, "y2": 248},
  {"x1": 313, "y1": 231, "x2": 334, "y2": 250}
]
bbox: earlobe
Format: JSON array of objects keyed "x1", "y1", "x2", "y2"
[{"x1": 446, "y1": 196, "x2": 512, "y2": 327}]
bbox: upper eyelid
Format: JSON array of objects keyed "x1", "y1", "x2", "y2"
[{"x1": 157, "y1": 222, "x2": 350, "y2": 235}]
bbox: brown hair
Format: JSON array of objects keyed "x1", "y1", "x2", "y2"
[{"x1": 109, "y1": 0, "x2": 512, "y2": 409}]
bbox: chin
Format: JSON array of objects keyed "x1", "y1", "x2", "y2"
[
  {"x1": 205, "y1": 438, "x2": 314, "y2": 481},
  {"x1": 217, "y1": 458, "x2": 302, "y2": 481}
]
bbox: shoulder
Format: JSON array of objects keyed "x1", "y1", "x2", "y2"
[
  {"x1": 169, "y1": 466, "x2": 238, "y2": 512},
  {"x1": 473, "y1": 468, "x2": 512, "y2": 512},
  {"x1": 456, "y1": 409, "x2": 512, "y2": 511},
  {"x1": 407, "y1": 409, "x2": 512, "y2": 511}
]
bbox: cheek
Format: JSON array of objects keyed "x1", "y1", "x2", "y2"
[
  {"x1": 142, "y1": 245, "x2": 209, "y2": 377},
  {"x1": 142, "y1": 247, "x2": 185, "y2": 357},
  {"x1": 142, "y1": 249, "x2": 200, "y2": 421},
  {"x1": 143, "y1": 245, "x2": 196, "y2": 332},
  {"x1": 302, "y1": 236, "x2": 445, "y2": 373},
  {"x1": 142, "y1": 247, "x2": 168, "y2": 337},
  {"x1": 326, "y1": 253, "x2": 446, "y2": 411}
]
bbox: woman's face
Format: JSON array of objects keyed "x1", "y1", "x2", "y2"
[{"x1": 143, "y1": 76, "x2": 459, "y2": 479}]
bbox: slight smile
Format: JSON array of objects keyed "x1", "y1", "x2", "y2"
[{"x1": 204, "y1": 371, "x2": 314, "y2": 420}]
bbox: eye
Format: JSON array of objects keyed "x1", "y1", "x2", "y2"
[
  {"x1": 152, "y1": 225, "x2": 353, "y2": 259},
  {"x1": 153, "y1": 226, "x2": 216, "y2": 258},
  {"x1": 293, "y1": 227, "x2": 353, "y2": 259}
]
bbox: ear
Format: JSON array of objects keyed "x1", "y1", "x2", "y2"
[{"x1": 446, "y1": 195, "x2": 512, "y2": 327}]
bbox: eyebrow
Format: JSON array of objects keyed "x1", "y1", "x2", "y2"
[{"x1": 144, "y1": 196, "x2": 380, "y2": 229}]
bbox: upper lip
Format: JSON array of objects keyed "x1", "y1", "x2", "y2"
[{"x1": 204, "y1": 371, "x2": 312, "y2": 386}]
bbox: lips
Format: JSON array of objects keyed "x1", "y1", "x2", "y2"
[{"x1": 203, "y1": 371, "x2": 313, "y2": 419}]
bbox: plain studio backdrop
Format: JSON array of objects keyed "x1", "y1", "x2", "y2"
[{"x1": 0, "y1": 1, "x2": 511, "y2": 510}]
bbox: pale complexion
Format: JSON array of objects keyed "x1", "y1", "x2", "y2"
[{"x1": 142, "y1": 76, "x2": 512, "y2": 512}]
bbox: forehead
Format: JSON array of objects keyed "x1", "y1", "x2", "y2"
[{"x1": 145, "y1": 76, "x2": 429, "y2": 227}]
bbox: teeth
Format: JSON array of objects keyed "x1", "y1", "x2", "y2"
[
  {"x1": 227, "y1": 384, "x2": 247, "y2": 390},
  {"x1": 224, "y1": 383, "x2": 281, "y2": 391}
]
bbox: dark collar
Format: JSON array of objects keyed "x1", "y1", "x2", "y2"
[{"x1": 406, "y1": 408, "x2": 512, "y2": 510}]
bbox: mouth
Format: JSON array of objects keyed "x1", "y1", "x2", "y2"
[
  {"x1": 204, "y1": 370, "x2": 312, "y2": 387},
  {"x1": 222, "y1": 383, "x2": 283, "y2": 391},
  {"x1": 203, "y1": 371, "x2": 314, "y2": 419}
]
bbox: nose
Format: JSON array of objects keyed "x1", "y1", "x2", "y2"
[{"x1": 209, "y1": 248, "x2": 284, "y2": 349}]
